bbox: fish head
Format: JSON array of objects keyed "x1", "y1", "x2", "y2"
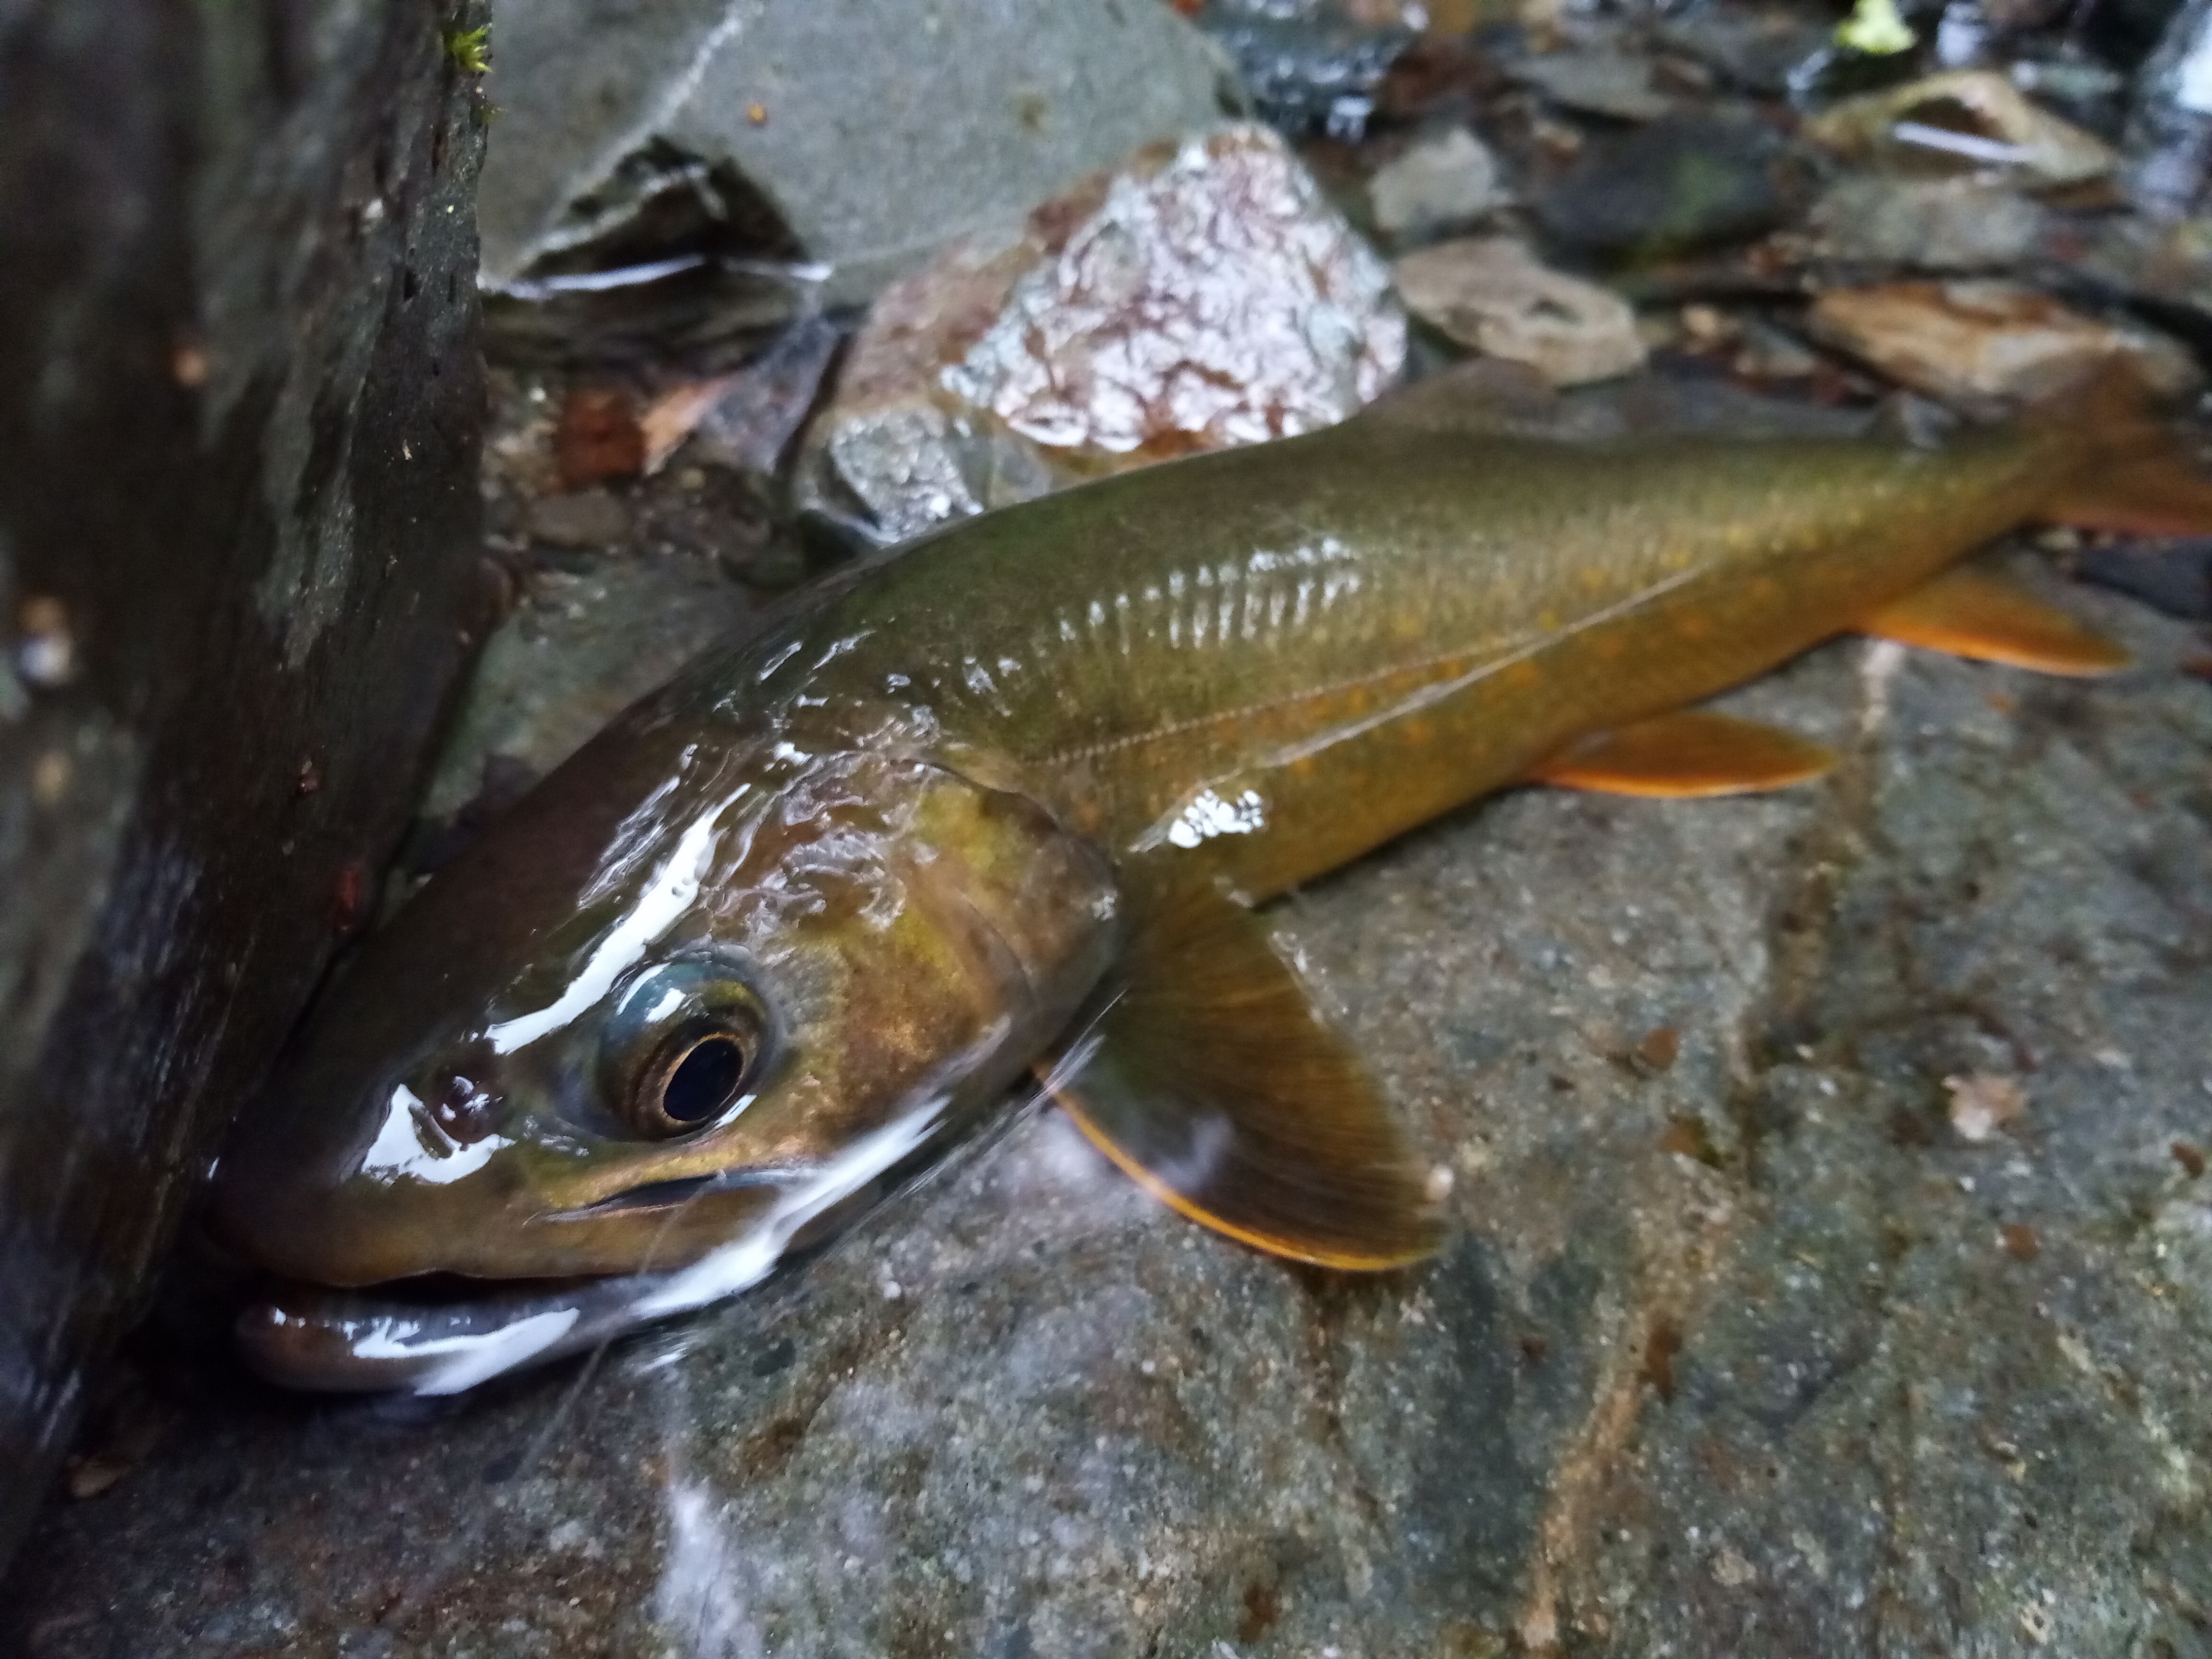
[{"x1": 213, "y1": 716, "x2": 1116, "y2": 1379}]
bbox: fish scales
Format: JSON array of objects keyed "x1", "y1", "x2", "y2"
[{"x1": 739, "y1": 415, "x2": 2038, "y2": 897}]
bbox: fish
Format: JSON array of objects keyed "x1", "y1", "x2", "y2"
[{"x1": 211, "y1": 365, "x2": 2212, "y2": 1392}]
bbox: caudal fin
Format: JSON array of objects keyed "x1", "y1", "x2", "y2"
[{"x1": 2038, "y1": 363, "x2": 2212, "y2": 536}]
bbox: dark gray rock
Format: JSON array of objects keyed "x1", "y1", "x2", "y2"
[
  {"x1": 1192, "y1": 0, "x2": 1415, "y2": 139},
  {"x1": 1658, "y1": 5, "x2": 1834, "y2": 95},
  {"x1": 1535, "y1": 113, "x2": 1805, "y2": 262},
  {"x1": 6, "y1": 547, "x2": 2210, "y2": 1655},
  {"x1": 477, "y1": 0, "x2": 1235, "y2": 312},
  {"x1": 0, "y1": 0, "x2": 488, "y2": 1567},
  {"x1": 2076, "y1": 535, "x2": 2212, "y2": 617},
  {"x1": 1809, "y1": 176, "x2": 2048, "y2": 270}
]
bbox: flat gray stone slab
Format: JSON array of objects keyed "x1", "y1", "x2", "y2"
[
  {"x1": 9, "y1": 554, "x2": 2209, "y2": 1656},
  {"x1": 479, "y1": 0, "x2": 1232, "y2": 307}
]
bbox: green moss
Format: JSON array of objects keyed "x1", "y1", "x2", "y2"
[{"x1": 443, "y1": 23, "x2": 491, "y2": 74}]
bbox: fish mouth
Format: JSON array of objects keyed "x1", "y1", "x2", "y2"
[
  {"x1": 543, "y1": 1167, "x2": 797, "y2": 1219},
  {"x1": 235, "y1": 1101, "x2": 966, "y2": 1395},
  {"x1": 231, "y1": 1173, "x2": 802, "y2": 1396}
]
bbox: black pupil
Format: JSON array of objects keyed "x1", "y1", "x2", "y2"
[{"x1": 661, "y1": 1035, "x2": 747, "y2": 1124}]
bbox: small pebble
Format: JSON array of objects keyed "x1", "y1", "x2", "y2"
[{"x1": 16, "y1": 595, "x2": 75, "y2": 687}]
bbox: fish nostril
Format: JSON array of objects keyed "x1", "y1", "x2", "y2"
[{"x1": 430, "y1": 1072, "x2": 499, "y2": 1144}]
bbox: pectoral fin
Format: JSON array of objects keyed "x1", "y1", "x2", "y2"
[
  {"x1": 1038, "y1": 868, "x2": 1443, "y2": 1271},
  {"x1": 1859, "y1": 569, "x2": 2128, "y2": 675},
  {"x1": 1531, "y1": 709, "x2": 1836, "y2": 797}
]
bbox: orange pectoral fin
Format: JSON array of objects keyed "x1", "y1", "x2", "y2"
[
  {"x1": 1859, "y1": 568, "x2": 2129, "y2": 676},
  {"x1": 1037, "y1": 865, "x2": 1443, "y2": 1272},
  {"x1": 1531, "y1": 710, "x2": 1837, "y2": 797}
]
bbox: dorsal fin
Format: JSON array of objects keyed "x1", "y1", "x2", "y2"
[
  {"x1": 1038, "y1": 864, "x2": 1443, "y2": 1270},
  {"x1": 1859, "y1": 568, "x2": 2129, "y2": 675}
]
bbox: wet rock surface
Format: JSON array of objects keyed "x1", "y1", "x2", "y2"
[
  {"x1": 800, "y1": 123, "x2": 1404, "y2": 544},
  {"x1": 1196, "y1": 0, "x2": 1419, "y2": 138},
  {"x1": 1808, "y1": 280, "x2": 2202, "y2": 404},
  {"x1": 1808, "y1": 175, "x2": 2049, "y2": 269},
  {"x1": 0, "y1": 0, "x2": 489, "y2": 1565},
  {"x1": 1533, "y1": 113, "x2": 1806, "y2": 261},
  {"x1": 1396, "y1": 237, "x2": 1647, "y2": 386},
  {"x1": 477, "y1": 0, "x2": 1234, "y2": 312},
  {"x1": 1366, "y1": 126, "x2": 1508, "y2": 238},
  {"x1": 7, "y1": 558, "x2": 2211, "y2": 1658}
]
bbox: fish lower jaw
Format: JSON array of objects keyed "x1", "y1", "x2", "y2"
[{"x1": 236, "y1": 1268, "x2": 688, "y2": 1395}]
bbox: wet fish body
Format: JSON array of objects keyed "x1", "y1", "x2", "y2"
[{"x1": 214, "y1": 373, "x2": 2209, "y2": 1390}]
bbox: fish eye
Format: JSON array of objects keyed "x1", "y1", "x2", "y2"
[
  {"x1": 601, "y1": 956, "x2": 772, "y2": 1140},
  {"x1": 634, "y1": 1024, "x2": 753, "y2": 1131}
]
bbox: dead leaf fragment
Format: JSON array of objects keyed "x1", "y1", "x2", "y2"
[
  {"x1": 554, "y1": 386, "x2": 644, "y2": 487},
  {"x1": 1634, "y1": 1026, "x2": 1681, "y2": 1074},
  {"x1": 1395, "y1": 237, "x2": 1646, "y2": 387},
  {"x1": 1946, "y1": 1071, "x2": 2027, "y2": 1142},
  {"x1": 637, "y1": 375, "x2": 744, "y2": 476}
]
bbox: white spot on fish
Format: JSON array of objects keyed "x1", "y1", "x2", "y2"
[{"x1": 1165, "y1": 787, "x2": 1267, "y2": 849}]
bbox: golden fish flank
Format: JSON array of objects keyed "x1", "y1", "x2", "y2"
[{"x1": 212, "y1": 368, "x2": 2212, "y2": 1392}]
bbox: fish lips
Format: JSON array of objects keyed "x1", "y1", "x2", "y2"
[
  {"x1": 226, "y1": 1175, "x2": 799, "y2": 1394},
  {"x1": 222, "y1": 1090, "x2": 967, "y2": 1393}
]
